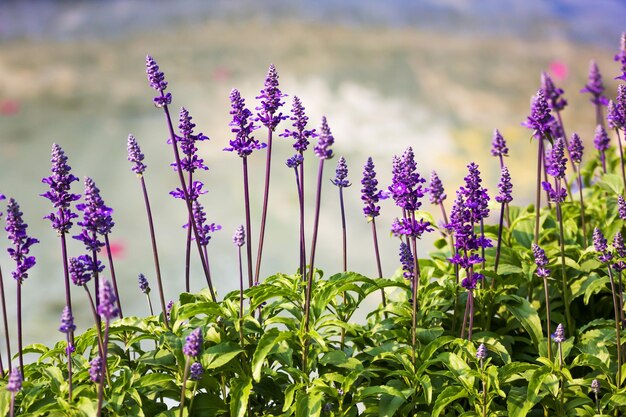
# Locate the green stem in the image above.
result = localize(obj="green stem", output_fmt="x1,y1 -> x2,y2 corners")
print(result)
543,275 -> 552,361
556,202 -> 573,337
179,357 -> 191,417
607,266 -> 622,389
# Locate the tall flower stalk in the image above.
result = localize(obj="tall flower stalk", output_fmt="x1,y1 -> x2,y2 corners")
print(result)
613,231 -> 626,327
233,226 -> 245,346
594,124 -> 611,174
138,274 -> 153,315
494,166 -> 513,274
286,154 -> 306,275
0,194 -> 10,375
41,143 -> 80,341
6,198 -> 39,372
59,305 -> 75,401
180,327 -> 203,416
532,243 -> 552,360
608,85 -> 626,192
224,88 -> 264,290
551,323 -> 566,410
594,227 -> 621,388
568,133 -> 587,245
127,135 -> 169,327
581,60 -> 609,129
331,157 -> 351,272
69,254 -> 104,356
146,55 -> 215,301
95,279 -> 119,417
254,64 -> 287,284
7,367 -> 21,417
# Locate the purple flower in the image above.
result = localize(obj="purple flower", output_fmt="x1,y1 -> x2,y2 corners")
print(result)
490,129 -> 509,158
619,195 -> 626,220
69,254 -> 102,286
428,171 -> 446,205
591,379 -> 601,395
41,143 -> 80,234
460,163 -> 490,220
183,327 -> 203,357
541,72 -> 567,112
331,156 -> 351,188
361,157 -> 386,218
476,343 -> 487,361
7,368 -> 22,393
541,181 -> 568,204
389,147 -> 427,212
166,300 -> 174,320
615,32 -> 626,81
280,96 -> 316,153
391,217 -> 433,239
522,89 -> 554,139
594,124 -> 610,152
551,323 -> 565,343
399,241 -> 414,280
190,361 -> 204,381
594,227 -> 613,263
224,89 -> 264,158
59,305 -> 76,334
74,177 -> 113,252
580,60 -> 609,106
190,200 -> 221,247
286,154 -> 304,168
613,232 -> 626,271
97,279 -> 119,320
314,116 -> 334,160
568,133 -> 584,165
89,357 -> 102,383
145,55 -> 172,108
6,198 -> 39,283
532,243 -> 550,278
127,134 -> 147,175
256,64 -> 287,131
495,166 -> 513,204
607,85 -> 626,130
461,272 -> 483,290
170,180 -> 207,202
138,273 -> 150,294
546,137 -> 567,179
174,107 -> 209,174
233,225 -> 245,247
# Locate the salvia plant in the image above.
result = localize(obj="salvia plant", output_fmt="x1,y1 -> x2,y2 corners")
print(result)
3,33 -> 626,417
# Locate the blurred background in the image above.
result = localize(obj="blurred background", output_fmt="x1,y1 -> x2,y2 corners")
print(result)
0,0 -> 625,351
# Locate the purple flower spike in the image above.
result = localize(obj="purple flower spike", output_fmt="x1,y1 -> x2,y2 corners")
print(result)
97,279 -> 119,320
399,241 -> 414,281
391,217 -> 433,239
461,163 -> 490,220
146,55 -> 171,107
607,85 -> 626,130
280,96 -> 316,153
619,195 -> 626,220
224,89 -> 264,158
190,361 -> 204,381
256,64 -> 288,131
183,327 -> 203,358
593,124 -> 610,152
541,72 -> 567,112
522,89 -> 554,139
542,181 -> 567,204
59,305 -> 76,334
233,225 -> 245,247
127,134 -> 147,175
7,368 -> 22,393
175,107 -> 209,174
191,200 -> 221,247
532,243 -> 550,278
331,156 -> 351,188
546,137 -> 567,179
41,143 -> 80,234
591,379 -> 601,394
286,154 -> 304,168
6,198 -> 39,283
314,117 -> 334,160
361,157 -> 386,218
615,32 -> 626,81
69,254 -> 102,286
389,147 -> 427,212
491,129 -> 509,158
166,300 -> 174,320
580,60 -> 609,106
551,323 -> 565,343
476,343 -> 487,361
138,273 -> 150,294
89,357 -> 102,383
461,272 -> 483,290
428,171 -> 446,205
568,133 -> 584,165
74,177 -> 113,252
615,232 -> 626,258
495,166 -> 513,204
594,227 -> 613,263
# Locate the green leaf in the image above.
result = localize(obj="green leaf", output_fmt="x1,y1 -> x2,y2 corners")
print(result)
251,328 -> 290,382
379,393 -> 406,417
597,173 -> 624,195
499,294 -> 543,348
295,389 -> 323,417
230,375 -> 252,417
135,373 -> 173,389
204,342 -> 244,370
496,264 -> 524,275
431,385 -> 467,417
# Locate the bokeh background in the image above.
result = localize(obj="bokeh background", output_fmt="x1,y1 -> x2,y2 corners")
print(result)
0,0 -> 625,351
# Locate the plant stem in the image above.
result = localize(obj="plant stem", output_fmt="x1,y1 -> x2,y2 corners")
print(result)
66,332 -> 73,402
96,320 -> 110,417
370,218 -> 388,311
299,158 -> 306,279
575,169 -> 588,247
617,129 -> 626,194
607,266 -> 622,389
556,202 -> 573,337
305,159 -> 325,333
185,172 -> 193,293
83,286 -> 105,356
255,128 -> 274,285
146,293 -> 154,316
60,232 -> 74,343
339,187 -> 347,273
242,157 -> 254,290
16,283 -> 23,374
535,139 -> 544,245
139,176 -> 169,328
104,234 -> 123,318
179,357 -> 191,416
238,245 -> 244,347
543,275 -> 552,361
409,224 -> 420,363
493,202 -> 506,280
619,270 -> 625,329
10,393 -> 15,417
468,289 -> 475,340
0,266 -> 11,375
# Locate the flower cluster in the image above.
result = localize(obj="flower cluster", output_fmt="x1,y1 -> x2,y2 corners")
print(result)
256,64 -> 288,131
580,60 -> 609,106
594,125 -> 610,152
41,143 -> 80,234
190,362 -> 204,381
541,72 -> 567,112
281,96 -> 316,153
331,157 -> 351,188
361,157 -> 386,218
490,129 -> 509,159
191,200 -> 221,247
74,177 -> 114,252
59,305 -> 76,334
594,227 -> 613,264
607,85 -> 626,130
6,198 -> 39,283
614,32 -> 626,81
286,153 -> 304,168
428,171 -> 446,205
461,272 -> 483,290
398,242 -> 414,280
613,232 -> 626,272
532,243 -> 550,278
69,254 -> 102,286
89,357 -> 102,383
146,55 -> 171,107
138,273 -> 150,294
568,133 -> 584,165
233,225 -> 245,247
7,368 -> 22,393
224,89 -> 264,158
542,138 -> 568,203
127,134 -> 147,175
495,166 -> 513,204
314,117 -> 334,160
98,280 -> 120,321
183,328 -> 203,358
522,89 -> 554,139
175,107 -> 209,174
551,323 -> 565,343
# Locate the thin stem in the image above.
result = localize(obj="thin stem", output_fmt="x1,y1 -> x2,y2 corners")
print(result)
238,246 -> 244,347
480,359 -> 487,417
556,202 -> 573,337
146,293 -> 154,316
0,266 -> 11,374
494,203 -> 506,276
185,172 -> 193,293
370,218 -> 388,310
535,139 -> 544,245
60,232 -> 74,342
179,357 -> 191,416
91,246 -> 100,328
299,158 -> 306,279
607,266 -> 622,389
601,150 -> 607,174
468,290 -> 475,340
83,286 -> 104,356
16,283 -> 23,374
66,332 -> 73,402
409,220 -> 420,364
543,275 -> 552,361
254,128 -> 274,285
242,157 -> 254,289
339,187 -> 347,272
619,270 -> 625,329
10,393 -> 15,417
617,129 -> 626,194
558,342 -> 564,413
104,234 -> 123,318
139,176 -> 168,328
188,380 -> 199,414
96,320 -> 110,417
595,102 -> 605,130
575,170 -> 588,247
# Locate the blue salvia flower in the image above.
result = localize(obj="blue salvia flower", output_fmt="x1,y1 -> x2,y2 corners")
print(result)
7,368 -> 22,393
398,241 -> 414,280
175,107 -> 209,174
476,343 -> 488,361
89,357 -> 102,383
594,124 -> 610,152
361,157 -> 386,218
522,89 -> 555,139
69,254 -> 102,286
314,117 -> 334,160
619,195 -> 626,220
127,134 -> 147,175
389,147 -> 427,212
546,137 -> 567,179
594,228 -> 613,263
189,362 -> 204,381
491,129 -> 509,159
191,200 -> 221,247
145,55 -> 172,108
607,85 -> 626,130
541,72 -> 567,111
551,323 -> 565,343
6,198 -> 39,283
280,96 -> 316,152
59,305 -> 76,334
331,157 -> 351,188
615,33 -> 626,81
138,273 -> 150,294
495,166 -> 513,204
428,171 -> 446,205
41,143 -> 80,234
256,64 -> 288,131
286,153 -> 304,168
97,279 -> 119,320
580,60 -> 609,106
532,243 -> 550,278
74,177 -> 113,252
224,89 -> 264,157
461,272 -> 483,290
568,133 -> 584,165
183,328 -> 203,358
233,225 -> 245,247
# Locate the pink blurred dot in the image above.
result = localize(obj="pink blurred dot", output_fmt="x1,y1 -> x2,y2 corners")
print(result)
103,240 -> 126,260
0,100 -> 20,115
549,60 -> 569,81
